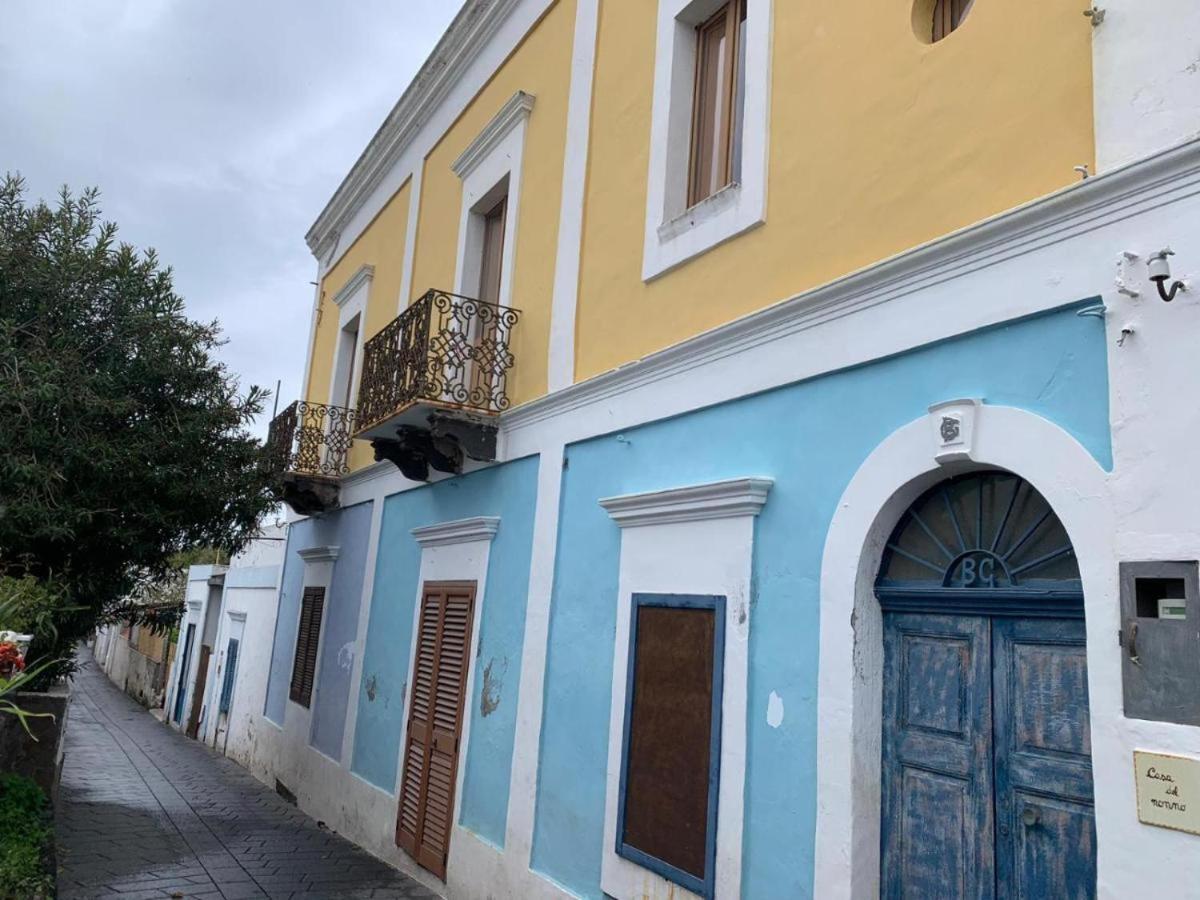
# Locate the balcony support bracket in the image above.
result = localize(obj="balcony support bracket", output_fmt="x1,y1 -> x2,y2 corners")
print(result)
371,415 -> 499,483
429,414 -> 497,462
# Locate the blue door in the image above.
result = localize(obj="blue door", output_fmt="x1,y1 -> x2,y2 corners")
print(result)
878,472 -> 1096,899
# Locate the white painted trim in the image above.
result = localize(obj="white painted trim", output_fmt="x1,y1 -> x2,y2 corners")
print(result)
504,447 -> 563,874
298,546 -> 340,563
307,0 -> 552,266
547,0 -> 600,393
411,516 -> 501,547
600,499 -> 763,899
327,271 -> 369,418
451,94 -> 531,312
813,405 -> 1117,899
331,264 -> 375,308
227,610 -> 248,624
503,137 -> 1200,445
341,497 -> 386,767
398,164 -> 424,312
187,600 -> 203,612
641,0 -> 773,281
452,91 -> 536,179
599,477 -> 773,527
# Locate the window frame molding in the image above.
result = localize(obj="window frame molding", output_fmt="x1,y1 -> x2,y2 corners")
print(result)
642,0 -> 773,282
327,267 -> 371,414
598,476 -> 772,899
615,592 -> 726,898
451,91 -> 534,309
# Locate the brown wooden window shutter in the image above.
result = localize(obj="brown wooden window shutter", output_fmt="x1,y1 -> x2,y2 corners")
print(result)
616,594 -> 726,899
289,586 -> 325,708
396,581 -> 477,881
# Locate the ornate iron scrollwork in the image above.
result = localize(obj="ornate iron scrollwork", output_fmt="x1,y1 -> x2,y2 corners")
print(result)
356,289 -> 521,434
264,400 -> 357,479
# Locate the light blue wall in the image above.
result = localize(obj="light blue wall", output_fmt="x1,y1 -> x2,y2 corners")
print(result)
350,456 -> 539,848
310,501 -> 373,758
262,502 -> 373,731
530,303 -> 1112,898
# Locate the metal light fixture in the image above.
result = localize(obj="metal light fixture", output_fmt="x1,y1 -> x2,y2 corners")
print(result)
1148,249 -> 1188,302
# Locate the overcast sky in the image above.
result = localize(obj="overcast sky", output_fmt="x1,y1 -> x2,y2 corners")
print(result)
1,0 -> 464,436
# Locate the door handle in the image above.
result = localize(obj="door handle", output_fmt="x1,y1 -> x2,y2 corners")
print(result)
1127,619 -> 1141,666
1021,806 -> 1041,828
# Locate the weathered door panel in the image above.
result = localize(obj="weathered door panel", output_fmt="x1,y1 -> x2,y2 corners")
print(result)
395,581 -> 476,881
186,644 -> 211,739
882,613 -> 995,900
993,618 -> 1096,899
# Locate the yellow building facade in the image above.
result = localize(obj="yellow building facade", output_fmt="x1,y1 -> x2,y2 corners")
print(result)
299,0 -> 1095,471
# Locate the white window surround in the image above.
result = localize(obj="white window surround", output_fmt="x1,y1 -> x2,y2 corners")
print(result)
327,267 -> 371,414
598,477 -> 772,900
642,0 -> 772,282
393,516 -> 500,889
451,91 -> 534,308
293,546 -> 338,729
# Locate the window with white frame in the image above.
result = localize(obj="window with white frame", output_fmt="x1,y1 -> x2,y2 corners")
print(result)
643,0 -> 772,281
327,264 -> 372,413
451,91 -> 533,311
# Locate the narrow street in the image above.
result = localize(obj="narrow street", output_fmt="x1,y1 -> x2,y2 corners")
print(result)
55,659 -> 439,899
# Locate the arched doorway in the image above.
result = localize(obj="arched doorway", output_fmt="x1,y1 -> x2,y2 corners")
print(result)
877,471 -> 1097,898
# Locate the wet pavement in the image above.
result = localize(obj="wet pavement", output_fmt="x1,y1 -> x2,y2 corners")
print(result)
56,658 -> 439,899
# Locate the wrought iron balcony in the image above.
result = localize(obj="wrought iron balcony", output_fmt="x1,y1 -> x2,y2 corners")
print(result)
264,400 -> 356,515
353,290 -> 520,482
356,289 -> 521,437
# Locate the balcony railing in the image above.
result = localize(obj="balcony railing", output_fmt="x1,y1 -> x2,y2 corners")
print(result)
264,400 -> 356,479
355,289 -> 520,436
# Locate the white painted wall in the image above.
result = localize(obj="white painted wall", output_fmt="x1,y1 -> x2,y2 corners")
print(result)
1093,0 -> 1200,172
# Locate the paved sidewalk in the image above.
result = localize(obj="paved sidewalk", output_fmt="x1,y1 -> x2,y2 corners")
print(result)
56,657 -> 440,899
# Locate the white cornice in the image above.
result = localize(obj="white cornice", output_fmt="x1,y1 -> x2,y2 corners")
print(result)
600,478 -> 774,528
306,0 -> 524,261
228,611 -> 248,623
452,91 -> 536,180
412,516 -> 501,547
298,546 -> 340,563
331,264 -> 374,308
503,136 -> 1200,434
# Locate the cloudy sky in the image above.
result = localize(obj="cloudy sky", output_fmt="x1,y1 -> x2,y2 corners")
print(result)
1,0 -> 464,436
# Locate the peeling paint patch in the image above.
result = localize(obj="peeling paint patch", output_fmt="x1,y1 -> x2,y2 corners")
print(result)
364,674 -> 378,703
480,656 -> 508,717
337,641 -> 355,670
767,691 -> 784,729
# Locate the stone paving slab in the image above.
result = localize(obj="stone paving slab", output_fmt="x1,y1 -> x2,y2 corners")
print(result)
57,658 -> 441,900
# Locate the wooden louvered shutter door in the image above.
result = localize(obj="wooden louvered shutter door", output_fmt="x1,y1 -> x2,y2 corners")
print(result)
395,581 -> 476,880
289,586 -> 324,708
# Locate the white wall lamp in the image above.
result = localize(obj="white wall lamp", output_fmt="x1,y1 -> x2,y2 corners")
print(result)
1148,249 -> 1189,302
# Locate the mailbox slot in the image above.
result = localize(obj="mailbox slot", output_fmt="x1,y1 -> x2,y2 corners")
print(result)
1121,561 -> 1200,726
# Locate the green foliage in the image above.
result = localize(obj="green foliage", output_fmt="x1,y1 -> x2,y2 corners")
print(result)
0,773 -> 53,899
0,174 -> 275,677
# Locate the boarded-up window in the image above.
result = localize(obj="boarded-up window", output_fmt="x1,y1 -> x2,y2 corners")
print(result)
289,586 -> 325,708
617,594 -> 725,898
395,581 -> 477,881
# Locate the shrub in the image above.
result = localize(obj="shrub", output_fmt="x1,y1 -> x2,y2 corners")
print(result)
0,773 -> 53,899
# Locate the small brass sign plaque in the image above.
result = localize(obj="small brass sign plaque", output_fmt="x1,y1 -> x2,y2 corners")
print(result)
1135,750 -> 1200,836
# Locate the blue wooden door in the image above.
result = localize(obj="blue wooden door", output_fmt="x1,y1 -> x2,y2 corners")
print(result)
882,613 -> 995,899
882,614 -> 1096,898
993,618 -> 1095,899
